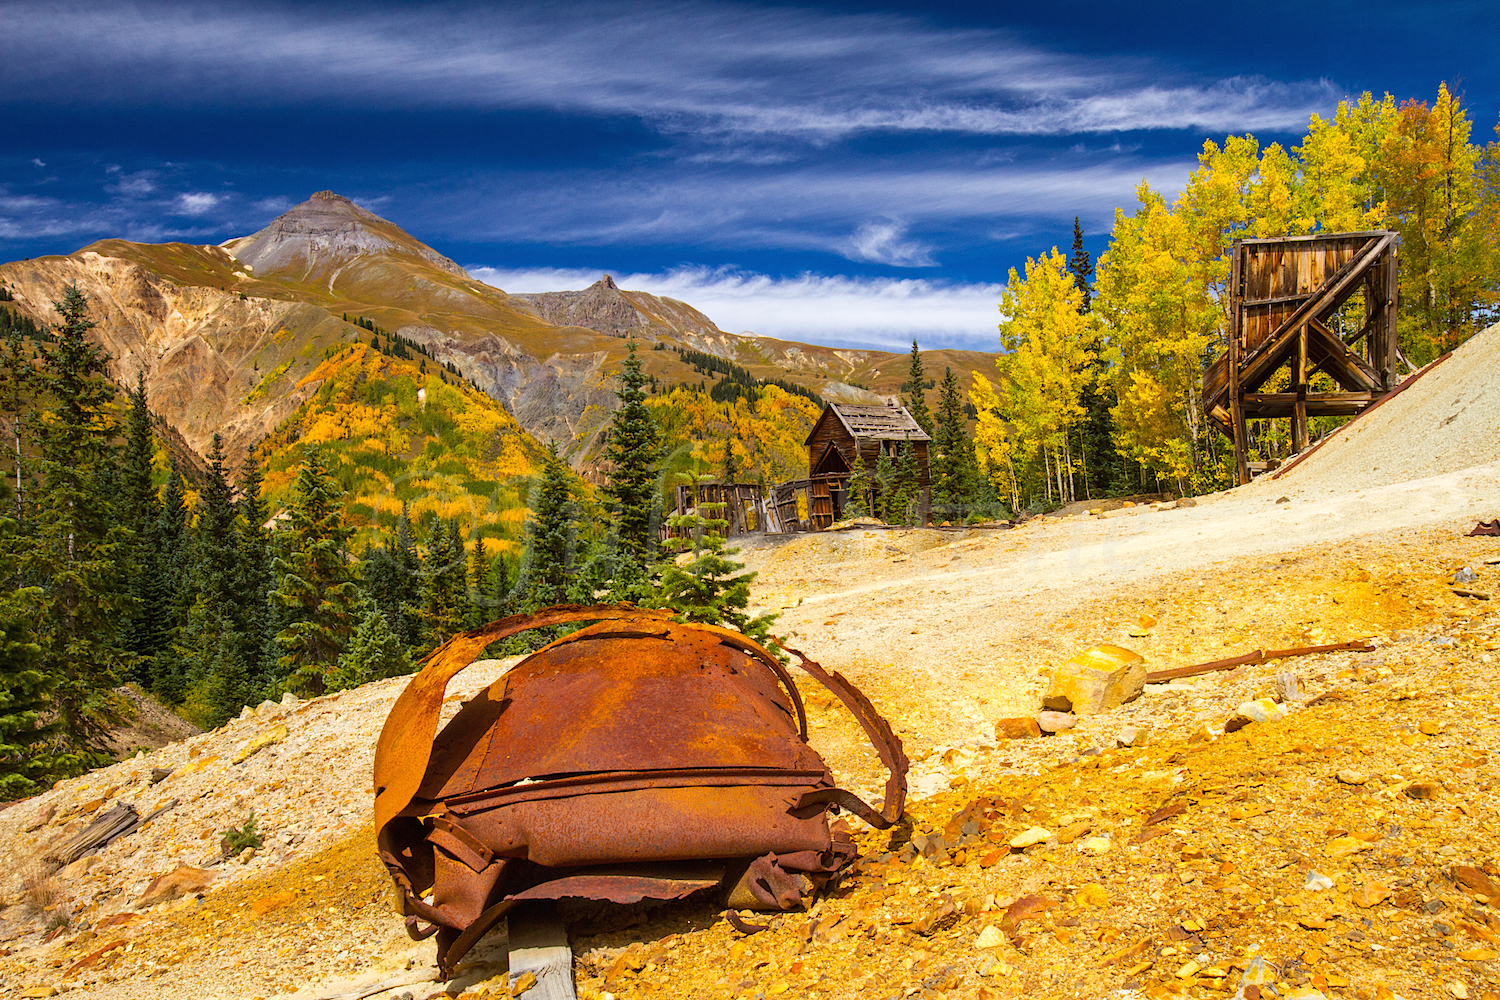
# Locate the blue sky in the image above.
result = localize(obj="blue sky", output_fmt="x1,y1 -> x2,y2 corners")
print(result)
1,0 -> 1495,350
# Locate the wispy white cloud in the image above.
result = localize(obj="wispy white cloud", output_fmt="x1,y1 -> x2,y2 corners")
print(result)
0,2 -> 1337,141
176,192 -> 219,215
425,157 -> 1183,262
844,219 -> 936,268
470,264 -> 1006,351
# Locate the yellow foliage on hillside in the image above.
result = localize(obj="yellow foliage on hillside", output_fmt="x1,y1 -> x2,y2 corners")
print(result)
648,384 -> 822,486
257,344 -> 548,554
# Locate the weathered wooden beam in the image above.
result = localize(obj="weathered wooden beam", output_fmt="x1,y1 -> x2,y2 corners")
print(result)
1229,241 -> 1250,486
507,903 -> 577,1000
1239,392 -> 1373,418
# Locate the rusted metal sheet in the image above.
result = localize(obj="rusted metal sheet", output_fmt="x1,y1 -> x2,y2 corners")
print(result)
373,604 -> 907,977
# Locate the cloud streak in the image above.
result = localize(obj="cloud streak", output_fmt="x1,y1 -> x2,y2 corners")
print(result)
470,264 -> 1006,351
0,2 -> 1338,141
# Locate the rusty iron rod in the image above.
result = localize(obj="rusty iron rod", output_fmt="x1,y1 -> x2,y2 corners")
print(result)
1145,639 -> 1375,683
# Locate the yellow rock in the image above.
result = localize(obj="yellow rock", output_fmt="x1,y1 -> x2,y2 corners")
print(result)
233,722 -> 289,764
171,755 -> 220,778
975,925 -> 1004,949
1460,947 -> 1496,961
1176,959 -> 1201,979
1043,645 -> 1147,716
1325,836 -> 1370,858
1075,883 -> 1109,908
1079,836 -> 1113,854
1009,826 -> 1052,849
1420,720 -> 1441,736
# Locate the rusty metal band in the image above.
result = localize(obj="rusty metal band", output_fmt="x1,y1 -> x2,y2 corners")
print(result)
433,766 -> 832,815
782,646 -> 909,828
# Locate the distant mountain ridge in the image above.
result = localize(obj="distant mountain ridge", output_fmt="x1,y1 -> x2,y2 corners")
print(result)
0,193 -> 998,485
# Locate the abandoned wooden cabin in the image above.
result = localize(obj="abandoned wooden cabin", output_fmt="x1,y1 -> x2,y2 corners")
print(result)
797,402 -> 931,529
1203,231 -> 1400,485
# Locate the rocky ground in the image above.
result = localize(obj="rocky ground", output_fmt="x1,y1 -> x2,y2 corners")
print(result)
0,327 -> 1497,999
0,523 -> 1495,1000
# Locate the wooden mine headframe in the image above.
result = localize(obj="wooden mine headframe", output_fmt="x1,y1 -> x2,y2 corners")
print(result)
1204,230 -> 1399,485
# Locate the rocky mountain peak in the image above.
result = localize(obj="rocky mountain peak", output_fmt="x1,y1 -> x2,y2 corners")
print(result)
222,191 -> 468,281
599,274 -> 618,289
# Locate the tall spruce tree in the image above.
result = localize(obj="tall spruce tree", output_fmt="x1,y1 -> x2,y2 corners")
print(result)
119,372 -> 167,675
1066,217 -> 1119,499
23,287 -> 132,767
904,340 -> 933,434
328,603 -> 411,691
932,367 -> 979,518
518,446 -> 579,611
186,434 -> 256,725
418,517 -> 469,649
602,340 -> 663,571
362,503 -> 422,654
235,448 -> 273,688
0,514 -> 54,797
466,537 -> 493,630
268,449 -> 361,695
1068,217 -> 1094,314
148,464 -> 193,702
890,437 -> 922,526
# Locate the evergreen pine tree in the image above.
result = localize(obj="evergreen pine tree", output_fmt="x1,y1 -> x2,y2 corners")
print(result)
1068,216 -> 1094,314
932,367 -> 979,519
466,537 -> 492,629
363,504 -> 422,654
1065,218 -> 1119,498
184,434 -> 256,725
845,448 -> 872,519
0,515 -> 55,798
891,437 -> 922,526
602,340 -> 663,571
119,372 -> 166,676
235,448 -> 273,689
518,446 -> 579,611
268,449 -> 361,695
149,464 -> 193,702
873,446 -> 896,523
904,340 -> 933,434
23,287 -> 132,767
418,517 -> 469,648
328,604 -> 412,691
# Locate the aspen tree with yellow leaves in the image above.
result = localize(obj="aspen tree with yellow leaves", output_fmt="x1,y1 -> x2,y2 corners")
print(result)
977,248 -> 1098,508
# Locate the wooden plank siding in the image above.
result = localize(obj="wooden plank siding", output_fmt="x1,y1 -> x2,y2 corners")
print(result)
802,403 -> 931,528
1203,231 -> 1400,485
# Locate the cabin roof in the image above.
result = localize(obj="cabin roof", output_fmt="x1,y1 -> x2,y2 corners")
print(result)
805,403 -> 931,446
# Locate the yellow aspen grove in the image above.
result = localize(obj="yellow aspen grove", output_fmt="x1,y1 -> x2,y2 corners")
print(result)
993,248 -> 1098,506
1094,183 -> 1222,494
966,371 -> 1018,512
1378,83 -> 1488,358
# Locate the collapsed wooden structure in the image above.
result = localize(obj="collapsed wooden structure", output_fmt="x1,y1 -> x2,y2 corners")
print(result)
1204,231 -> 1400,485
663,402 -> 933,536
667,482 -> 767,537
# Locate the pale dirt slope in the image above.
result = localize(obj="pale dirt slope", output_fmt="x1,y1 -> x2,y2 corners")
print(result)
0,326 -> 1498,999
